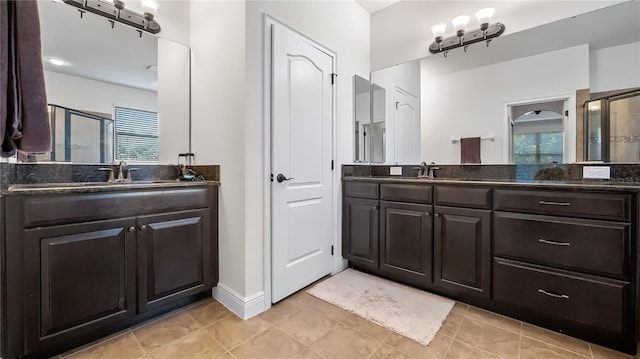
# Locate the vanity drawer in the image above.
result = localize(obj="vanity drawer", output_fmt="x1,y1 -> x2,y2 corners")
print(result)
344,181 -> 379,199
434,185 -> 491,209
494,189 -> 631,221
494,258 -> 629,334
494,212 -> 630,279
380,183 -> 432,204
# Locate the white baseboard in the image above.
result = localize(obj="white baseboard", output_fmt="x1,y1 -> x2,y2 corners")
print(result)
213,283 -> 266,320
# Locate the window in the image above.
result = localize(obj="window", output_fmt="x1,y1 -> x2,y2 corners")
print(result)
115,106 -> 159,161
513,132 -> 563,164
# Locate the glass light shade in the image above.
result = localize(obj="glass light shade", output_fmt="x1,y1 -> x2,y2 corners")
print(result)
475,8 -> 495,25
430,23 -> 447,38
452,15 -> 470,32
141,0 -> 159,15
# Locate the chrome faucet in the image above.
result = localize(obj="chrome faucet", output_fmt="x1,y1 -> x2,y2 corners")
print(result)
117,161 -> 127,181
99,161 -> 138,183
414,162 -> 439,178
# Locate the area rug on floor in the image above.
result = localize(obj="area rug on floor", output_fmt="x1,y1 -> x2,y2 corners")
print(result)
307,268 -> 454,346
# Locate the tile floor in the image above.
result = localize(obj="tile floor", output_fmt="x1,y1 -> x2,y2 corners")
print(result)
55,285 -> 636,359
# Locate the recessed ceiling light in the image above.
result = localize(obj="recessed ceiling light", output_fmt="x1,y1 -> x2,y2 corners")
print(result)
46,57 -> 67,66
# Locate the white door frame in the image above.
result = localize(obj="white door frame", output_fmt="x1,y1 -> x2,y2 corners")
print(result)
263,15 -> 339,311
504,93 -> 576,164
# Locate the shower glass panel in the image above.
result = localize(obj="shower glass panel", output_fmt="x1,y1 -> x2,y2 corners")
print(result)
586,100 -> 603,161
610,93 -> 640,162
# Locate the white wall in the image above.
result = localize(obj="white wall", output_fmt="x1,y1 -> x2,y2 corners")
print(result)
190,1 -> 247,302
44,71 -> 157,114
421,45 -> 589,164
371,1 -> 625,70
590,42 -> 640,93
156,0 -> 191,45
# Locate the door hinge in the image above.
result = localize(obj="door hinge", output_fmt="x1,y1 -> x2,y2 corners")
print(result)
270,173 -> 273,182
331,160 -> 334,170
396,101 -> 399,109
331,245 -> 334,255
331,73 -> 338,85
565,110 -> 569,116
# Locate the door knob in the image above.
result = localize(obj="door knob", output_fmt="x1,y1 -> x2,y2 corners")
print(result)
127,226 -> 135,232
276,174 -> 294,183
140,224 -> 147,231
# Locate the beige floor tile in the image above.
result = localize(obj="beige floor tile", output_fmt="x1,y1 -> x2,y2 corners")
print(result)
286,290 -> 323,308
522,323 -> 591,357
258,299 -> 304,325
64,332 -> 143,359
455,317 -> 520,358
305,298 -> 352,322
370,344 -> 413,359
445,339 -> 502,359
206,315 -> 272,350
451,302 -> 469,315
300,348 -> 325,359
132,311 -> 202,353
385,331 -> 452,359
185,300 -> 233,327
465,306 -> 522,334
591,343 -> 636,359
276,308 -> 338,346
341,312 -> 391,342
145,329 -> 227,359
310,322 -> 382,359
520,336 -> 591,359
439,312 -> 464,338
231,327 -> 307,359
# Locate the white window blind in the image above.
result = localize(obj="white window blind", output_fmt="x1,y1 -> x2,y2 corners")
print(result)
115,107 -> 159,161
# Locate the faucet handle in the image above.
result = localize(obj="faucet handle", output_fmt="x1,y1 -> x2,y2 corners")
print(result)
127,168 -> 140,181
99,168 -> 115,182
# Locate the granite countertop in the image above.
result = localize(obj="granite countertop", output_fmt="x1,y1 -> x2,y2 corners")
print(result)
2,180 -> 220,196
343,175 -> 640,192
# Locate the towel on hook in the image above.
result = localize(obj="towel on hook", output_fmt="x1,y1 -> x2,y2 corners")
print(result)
0,0 -> 51,157
460,137 -> 481,164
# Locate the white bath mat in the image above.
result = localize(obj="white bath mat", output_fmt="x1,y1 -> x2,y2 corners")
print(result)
307,268 -> 454,346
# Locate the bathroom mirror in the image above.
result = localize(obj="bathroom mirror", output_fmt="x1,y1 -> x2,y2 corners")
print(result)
366,0 -> 640,165
36,0 -> 190,164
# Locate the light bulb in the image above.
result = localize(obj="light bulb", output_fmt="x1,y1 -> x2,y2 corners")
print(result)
475,8 -> 495,30
452,15 -> 469,33
141,0 -> 159,21
430,23 -> 447,42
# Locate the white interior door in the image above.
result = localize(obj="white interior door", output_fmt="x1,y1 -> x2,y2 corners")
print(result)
395,88 -> 420,164
271,23 -> 334,303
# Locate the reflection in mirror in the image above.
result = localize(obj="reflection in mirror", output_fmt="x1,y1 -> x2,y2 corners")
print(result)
354,75 -> 370,162
365,1 -> 639,164
36,0 -> 189,164
509,100 -> 565,164
586,90 -> 640,162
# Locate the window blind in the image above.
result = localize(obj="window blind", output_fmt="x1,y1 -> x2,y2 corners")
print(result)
115,107 -> 159,161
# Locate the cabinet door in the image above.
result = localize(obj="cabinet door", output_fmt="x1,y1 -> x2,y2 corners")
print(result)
23,218 -> 137,355
137,209 -> 211,312
343,197 -> 379,271
379,201 -> 432,287
434,206 -> 491,298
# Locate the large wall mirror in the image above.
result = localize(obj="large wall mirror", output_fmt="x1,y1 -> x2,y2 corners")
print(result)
362,0 -> 639,165
36,0 -> 190,164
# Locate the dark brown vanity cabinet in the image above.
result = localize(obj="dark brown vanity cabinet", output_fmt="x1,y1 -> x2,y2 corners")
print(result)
343,182 -> 379,271
493,188 -> 633,349
433,186 -> 491,298
3,186 -> 218,358
379,183 -> 433,287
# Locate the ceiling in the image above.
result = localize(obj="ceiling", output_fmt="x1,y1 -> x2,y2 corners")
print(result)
355,0 -> 401,14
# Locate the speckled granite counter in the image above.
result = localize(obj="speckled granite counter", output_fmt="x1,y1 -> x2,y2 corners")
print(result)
0,163 -> 220,196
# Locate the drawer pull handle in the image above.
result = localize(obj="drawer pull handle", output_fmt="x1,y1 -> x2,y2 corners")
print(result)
538,200 -> 571,206
538,239 -> 570,246
538,289 -> 569,299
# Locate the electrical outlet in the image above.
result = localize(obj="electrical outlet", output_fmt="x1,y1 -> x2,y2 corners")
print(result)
389,166 -> 403,176
583,166 -> 610,179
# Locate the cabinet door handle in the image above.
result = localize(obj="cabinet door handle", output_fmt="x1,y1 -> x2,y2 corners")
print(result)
538,239 -> 570,246
127,226 -> 136,232
425,211 -> 431,216
538,289 -> 569,299
372,206 -> 378,211
140,224 -> 147,231
538,200 -> 571,206
435,213 -> 441,218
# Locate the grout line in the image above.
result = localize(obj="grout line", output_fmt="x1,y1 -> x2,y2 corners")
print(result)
61,328 -> 132,358
521,335 -> 592,358
588,343 -> 595,358
140,327 -> 207,356
130,328 -> 147,358
517,327 -> 523,359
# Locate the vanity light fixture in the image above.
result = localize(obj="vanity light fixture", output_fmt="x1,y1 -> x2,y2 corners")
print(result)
61,0 -> 161,35
429,7 -> 504,56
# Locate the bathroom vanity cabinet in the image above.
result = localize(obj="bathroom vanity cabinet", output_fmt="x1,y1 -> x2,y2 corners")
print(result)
2,184 -> 219,358
342,177 -> 638,353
